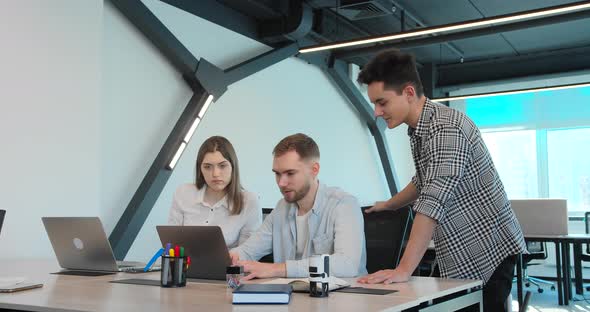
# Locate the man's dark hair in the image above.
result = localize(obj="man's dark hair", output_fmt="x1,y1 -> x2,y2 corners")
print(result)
357,49 -> 424,97
273,133 -> 320,161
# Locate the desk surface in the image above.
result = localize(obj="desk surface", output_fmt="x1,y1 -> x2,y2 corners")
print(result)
525,234 -> 590,242
0,260 -> 481,312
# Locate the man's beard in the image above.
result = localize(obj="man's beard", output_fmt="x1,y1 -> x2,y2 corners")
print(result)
282,180 -> 311,203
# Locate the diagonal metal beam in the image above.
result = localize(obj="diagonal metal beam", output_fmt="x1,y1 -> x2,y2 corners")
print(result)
224,43 -> 300,85
109,91 -> 210,259
110,0 -> 198,83
369,120 -> 401,196
324,59 -> 399,196
324,59 -> 375,125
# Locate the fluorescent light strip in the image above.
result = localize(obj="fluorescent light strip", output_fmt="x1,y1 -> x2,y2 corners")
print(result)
299,2 -> 590,53
168,142 -> 187,170
183,117 -> 201,143
198,95 -> 214,118
433,82 -> 590,102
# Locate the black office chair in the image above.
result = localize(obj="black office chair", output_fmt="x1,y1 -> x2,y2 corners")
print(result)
0,209 -> 5,237
362,205 -> 413,273
521,241 -> 556,293
259,208 -> 274,263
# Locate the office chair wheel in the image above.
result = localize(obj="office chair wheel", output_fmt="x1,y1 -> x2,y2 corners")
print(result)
537,288 -> 544,293
525,282 -> 531,287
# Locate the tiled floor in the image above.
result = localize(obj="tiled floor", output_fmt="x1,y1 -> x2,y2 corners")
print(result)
510,264 -> 590,311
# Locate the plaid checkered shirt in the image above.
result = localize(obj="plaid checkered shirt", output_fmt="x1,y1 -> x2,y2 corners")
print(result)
409,99 -> 526,284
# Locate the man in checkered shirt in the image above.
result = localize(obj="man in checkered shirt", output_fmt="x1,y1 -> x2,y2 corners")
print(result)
356,49 -> 527,312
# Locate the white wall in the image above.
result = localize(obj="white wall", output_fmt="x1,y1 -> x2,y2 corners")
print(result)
0,1 -> 102,259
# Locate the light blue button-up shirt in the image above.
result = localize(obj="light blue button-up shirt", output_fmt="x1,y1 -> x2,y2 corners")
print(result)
232,183 -> 367,278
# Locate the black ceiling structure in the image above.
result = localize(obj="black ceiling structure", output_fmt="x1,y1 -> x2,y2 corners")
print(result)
163,0 -> 590,94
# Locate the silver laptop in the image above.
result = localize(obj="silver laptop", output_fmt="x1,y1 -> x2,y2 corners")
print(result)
42,217 -> 146,272
510,199 -> 569,235
156,226 -> 231,280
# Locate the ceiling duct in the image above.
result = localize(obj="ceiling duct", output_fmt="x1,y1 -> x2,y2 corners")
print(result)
332,0 -> 394,21
259,1 -> 313,43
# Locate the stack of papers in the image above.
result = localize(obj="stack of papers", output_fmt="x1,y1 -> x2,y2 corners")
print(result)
263,276 -> 350,292
0,277 -> 43,293
0,277 -> 25,288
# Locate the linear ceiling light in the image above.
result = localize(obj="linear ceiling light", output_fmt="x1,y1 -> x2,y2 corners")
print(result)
168,142 -> 187,170
167,94 -> 214,170
183,117 -> 201,143
198,94 -> 214,118
432,82 -> 590,102
299,2 -> 590,53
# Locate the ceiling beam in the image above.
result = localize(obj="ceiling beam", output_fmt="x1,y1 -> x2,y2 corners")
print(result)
161,0 -> 260,41
437,45 -> 590,87
332,7 -> 590,59
389,0 -> 464,59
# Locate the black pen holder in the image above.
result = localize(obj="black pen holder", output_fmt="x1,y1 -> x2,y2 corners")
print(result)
160,255 -> 187,287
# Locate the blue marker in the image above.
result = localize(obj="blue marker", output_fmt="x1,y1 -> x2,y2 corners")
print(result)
143,248 -> 165,272
165,243 -> 172,255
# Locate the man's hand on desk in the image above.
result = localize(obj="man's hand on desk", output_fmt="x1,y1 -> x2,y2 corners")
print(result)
357,268 -> 411,284
237,261 -> 286,281
229,251 -> 240,265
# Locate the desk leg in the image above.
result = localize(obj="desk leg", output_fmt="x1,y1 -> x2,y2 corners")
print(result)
564,242 -> 572,302
516,253 -> 523,308
555,242 -> 563,305
574,243 -> 583,295
561,242 -> 571,305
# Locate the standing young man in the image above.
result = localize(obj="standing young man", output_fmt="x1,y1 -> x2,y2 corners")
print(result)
230,133 -> 367,279
356,49 -> 526,312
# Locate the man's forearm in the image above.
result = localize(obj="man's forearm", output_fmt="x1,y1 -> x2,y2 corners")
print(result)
396,213 -> 436,275
386,182 -> 419,211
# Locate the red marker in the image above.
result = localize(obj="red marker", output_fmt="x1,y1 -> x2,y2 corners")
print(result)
174,245 -> 180,258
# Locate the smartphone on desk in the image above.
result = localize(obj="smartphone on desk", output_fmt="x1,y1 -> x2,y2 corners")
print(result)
0,282 -> 43,293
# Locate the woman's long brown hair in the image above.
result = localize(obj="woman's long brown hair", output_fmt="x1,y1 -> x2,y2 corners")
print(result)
195,136 -> 243,215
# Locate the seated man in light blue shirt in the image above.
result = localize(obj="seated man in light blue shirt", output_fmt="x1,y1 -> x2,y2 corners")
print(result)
230,133 -> 367,279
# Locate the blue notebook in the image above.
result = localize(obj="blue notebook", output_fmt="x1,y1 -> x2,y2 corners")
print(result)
232,284 -> 293,304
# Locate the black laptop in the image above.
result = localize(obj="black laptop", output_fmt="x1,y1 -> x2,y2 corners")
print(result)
156,226 -> 231,280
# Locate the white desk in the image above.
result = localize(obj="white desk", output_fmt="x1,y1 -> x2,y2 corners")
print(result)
0,260 -> 482,312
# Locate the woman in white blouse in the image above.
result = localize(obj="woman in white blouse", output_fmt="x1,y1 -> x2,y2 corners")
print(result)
168,136 -> 262,248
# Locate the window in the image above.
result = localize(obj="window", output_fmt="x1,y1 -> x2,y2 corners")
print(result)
547,128 -> 590,213
482,130 -> 538,199
454,84 -> 590,214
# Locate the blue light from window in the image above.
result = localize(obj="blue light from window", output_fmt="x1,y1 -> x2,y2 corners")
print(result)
464,86 -> 590,129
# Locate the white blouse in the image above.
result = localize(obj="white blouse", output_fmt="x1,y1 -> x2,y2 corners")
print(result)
168,184 -> 262,248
